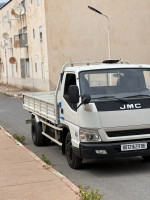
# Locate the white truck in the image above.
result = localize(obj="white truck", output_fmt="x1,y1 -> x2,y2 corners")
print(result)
23,60 -> 150,169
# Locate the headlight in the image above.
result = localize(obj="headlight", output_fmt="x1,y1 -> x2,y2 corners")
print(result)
80,128 -> 101,142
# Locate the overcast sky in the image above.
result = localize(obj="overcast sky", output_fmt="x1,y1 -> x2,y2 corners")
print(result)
0,0 -> 9,3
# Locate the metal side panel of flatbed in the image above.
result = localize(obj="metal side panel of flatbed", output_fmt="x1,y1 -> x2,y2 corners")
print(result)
23,91 -> 60,123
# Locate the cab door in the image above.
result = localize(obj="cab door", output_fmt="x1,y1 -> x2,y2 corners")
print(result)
60,72 -> 79,126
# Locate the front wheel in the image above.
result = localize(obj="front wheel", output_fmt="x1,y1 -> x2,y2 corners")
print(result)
142,155 -> 150,161
65,132 -> 82,169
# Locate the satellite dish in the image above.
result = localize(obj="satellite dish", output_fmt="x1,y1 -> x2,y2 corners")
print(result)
9,57 -> 17,64
3,15 -> 10,23
11,9 -> 17,16
2,33 -> 9,40
14,41 -> 20,48
14,5 -> 25,15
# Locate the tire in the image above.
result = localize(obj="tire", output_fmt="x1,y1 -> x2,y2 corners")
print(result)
65,132 -> 82,169
142,155 -> 150,161
31,119 -> 50,146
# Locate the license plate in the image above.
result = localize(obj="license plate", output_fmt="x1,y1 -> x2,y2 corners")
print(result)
121,143 -> 147,151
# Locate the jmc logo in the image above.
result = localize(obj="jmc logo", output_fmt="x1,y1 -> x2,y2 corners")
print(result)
120,103 -> 142,110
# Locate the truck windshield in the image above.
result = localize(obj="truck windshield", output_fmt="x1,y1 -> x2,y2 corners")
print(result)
79,68 -> 150,100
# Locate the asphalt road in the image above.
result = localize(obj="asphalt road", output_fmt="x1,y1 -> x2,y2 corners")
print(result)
0,93 -> 150,200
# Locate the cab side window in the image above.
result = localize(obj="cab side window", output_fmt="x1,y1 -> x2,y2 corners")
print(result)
63,73 -> 77,110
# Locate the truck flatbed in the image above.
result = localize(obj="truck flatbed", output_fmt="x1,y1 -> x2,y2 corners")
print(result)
23,91 -> 60,123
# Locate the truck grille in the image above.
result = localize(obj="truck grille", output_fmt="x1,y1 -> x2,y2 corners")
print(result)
107,129 -> 150,138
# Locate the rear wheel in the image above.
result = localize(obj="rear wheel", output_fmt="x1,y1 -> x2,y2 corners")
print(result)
31,119 -> 50,146
65,132 -> 82,169
142,155 -> 150,161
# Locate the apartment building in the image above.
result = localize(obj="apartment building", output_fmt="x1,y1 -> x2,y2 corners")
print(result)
0,0 -> 150,91
0,0 -> 49,90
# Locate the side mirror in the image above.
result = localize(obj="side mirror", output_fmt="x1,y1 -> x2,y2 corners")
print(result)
68,85 -> 79,104
77,94 -> 91,109
82,94 -> 91,105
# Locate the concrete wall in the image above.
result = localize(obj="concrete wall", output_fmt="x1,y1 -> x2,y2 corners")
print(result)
45,0 -> 150,90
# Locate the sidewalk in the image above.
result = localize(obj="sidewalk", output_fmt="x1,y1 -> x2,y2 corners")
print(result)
0,84 -> 33,99
0,127 -> 79,200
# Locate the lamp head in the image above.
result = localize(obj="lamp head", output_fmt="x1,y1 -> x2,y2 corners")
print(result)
88,6 -> 103,15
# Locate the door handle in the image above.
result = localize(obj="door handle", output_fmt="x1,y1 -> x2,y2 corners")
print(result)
61,108 -> 64,114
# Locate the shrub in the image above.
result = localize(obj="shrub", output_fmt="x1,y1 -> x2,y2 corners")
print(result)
13,134 -> 25,144
79,186 -> 103,200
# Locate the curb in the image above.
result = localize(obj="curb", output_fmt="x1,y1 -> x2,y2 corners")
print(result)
0,90 -> 23,99
0,126 -> 79,196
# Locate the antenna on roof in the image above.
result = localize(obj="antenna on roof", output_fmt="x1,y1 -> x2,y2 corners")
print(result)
14,4 -> 25,15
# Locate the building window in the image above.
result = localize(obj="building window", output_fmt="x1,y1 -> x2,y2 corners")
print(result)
18,30 -> 24,47
20,58 -> 30,78
26,59 -> 30,77
37,0 -> 40,6
18,27 -> 28,48
41,62 -> 44,78
33,29 -> 35,39
39,26 -> 43,42
35,63 -> 37,72
7,11 -> 9,21
23,27 -> 28,45
20,59 -> 26,78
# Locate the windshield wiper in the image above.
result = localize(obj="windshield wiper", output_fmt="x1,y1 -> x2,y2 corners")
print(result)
124,94 -> 150,99
92,96 -> 128,103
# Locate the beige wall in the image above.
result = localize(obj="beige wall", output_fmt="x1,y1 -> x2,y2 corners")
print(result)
0,0 -> 50,90
45,0 -> 150,90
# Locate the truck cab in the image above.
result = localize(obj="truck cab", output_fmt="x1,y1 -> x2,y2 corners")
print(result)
59,63 -> 150,168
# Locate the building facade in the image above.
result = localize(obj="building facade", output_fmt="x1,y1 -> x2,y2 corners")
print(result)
0,0 -> 49,91
0,0 -> 150,91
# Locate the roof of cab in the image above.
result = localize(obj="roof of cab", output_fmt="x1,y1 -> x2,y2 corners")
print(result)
64,64 -> 150,73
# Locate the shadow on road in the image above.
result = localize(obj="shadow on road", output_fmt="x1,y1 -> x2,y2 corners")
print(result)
81,157 -> 150,176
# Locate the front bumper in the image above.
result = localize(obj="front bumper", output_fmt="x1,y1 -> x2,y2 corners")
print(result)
73,139 -> 150,159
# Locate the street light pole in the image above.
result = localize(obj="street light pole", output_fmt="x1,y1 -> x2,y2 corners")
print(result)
88,6 -> 111,60
102,14 -> 111,60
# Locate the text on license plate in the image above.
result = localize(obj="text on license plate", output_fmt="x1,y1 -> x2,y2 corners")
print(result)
121,143 -> 147,151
